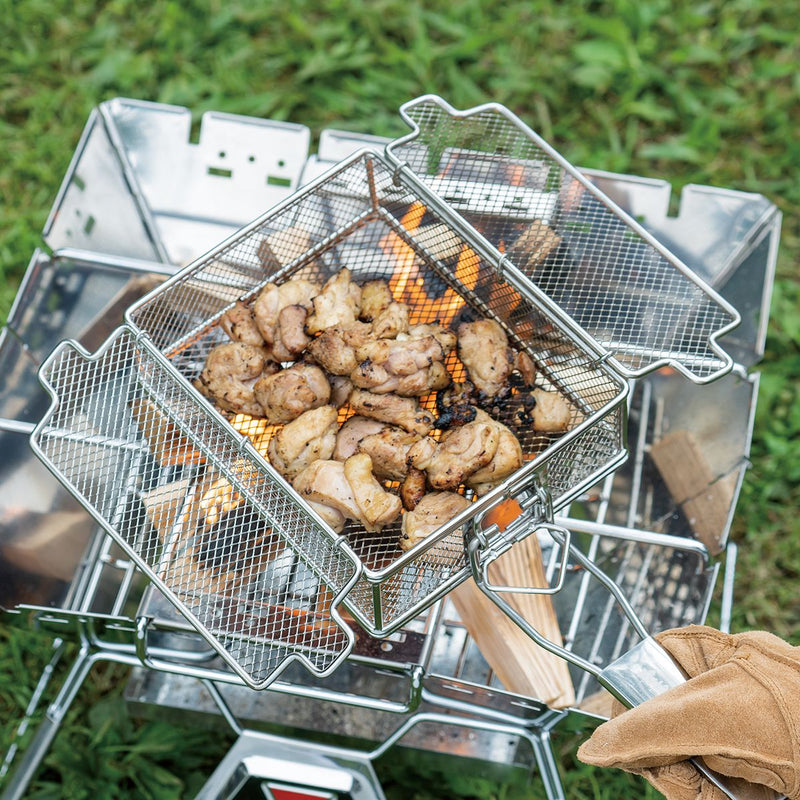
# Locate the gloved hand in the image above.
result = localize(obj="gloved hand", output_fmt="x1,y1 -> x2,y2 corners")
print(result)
577,625 -> 800,800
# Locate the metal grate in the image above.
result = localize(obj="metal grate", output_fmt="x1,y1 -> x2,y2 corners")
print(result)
388,96 -> 740,382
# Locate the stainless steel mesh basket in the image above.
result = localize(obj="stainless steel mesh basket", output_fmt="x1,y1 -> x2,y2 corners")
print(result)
119,148 -> 627,636
30,95 -> 741,689
387,96 -> 740,382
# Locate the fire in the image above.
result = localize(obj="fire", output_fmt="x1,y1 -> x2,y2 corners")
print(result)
383,202 -> 481,327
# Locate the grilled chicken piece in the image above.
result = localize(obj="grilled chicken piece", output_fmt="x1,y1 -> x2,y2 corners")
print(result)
357,426 -> 421,481
270,304 -> 312,361
457,319 -> 514,398
327,374 -> 354,407
351,334 -> 450,396
253,278 -> 319,345
293,459 -> 361,524
399,491 -> 472,552
219,301 -> 264,346
371,302 -> 410,339
307,500 -> 347,533
514,350 -> 537,387
306,322 -> 373,375
194,342 -> 278,416
359,280 -> 393,321
293,453 -> 402,533
253,363 -> 331,424
305,268 -> 362,334
400,466 -> 427,510
408,323 -> 457,355
348,388 -> 434,437
407,417 -> 500,491
344,453 -> 403,531
530,388 -> 572,432
465,409 -> 524,495
267,405 -> 338,481
333,415 -> 387,461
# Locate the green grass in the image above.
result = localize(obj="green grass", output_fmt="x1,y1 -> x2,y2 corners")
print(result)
1,0 -> 799,797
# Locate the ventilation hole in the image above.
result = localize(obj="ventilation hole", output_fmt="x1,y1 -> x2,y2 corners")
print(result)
208,166 -> 233,178
218,151 -> 226,158
267,175 -> 291,187
277,159 -> 285,167
83,215 -> 95,235
248,155 -> 256,162
73,175 -> 86,191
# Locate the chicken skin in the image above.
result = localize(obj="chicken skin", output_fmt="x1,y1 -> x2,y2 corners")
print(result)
253,363 -> 331,424
407,417 -> 500,491
194,342 -> 278,417
253,277 -> 320,344
293,453 -> 402,533
465,409 -> 524,495
351,334 -> 450,396
357,426 -> 421,481
457,319 -> 514,398
333,415 -> 387,461
306,322 -> 373,376
267,405 -> 338,481
398,491 -> 472,551
305,268 -> 362,334
219,301 -> 264,346
348,388 -> 434,437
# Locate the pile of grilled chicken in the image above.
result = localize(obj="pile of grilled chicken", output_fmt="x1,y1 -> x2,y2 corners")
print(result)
194,267 -> 572,553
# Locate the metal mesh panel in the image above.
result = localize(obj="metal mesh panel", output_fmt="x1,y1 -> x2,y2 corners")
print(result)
388,96 -> 738,381
125,150 -> 627,634
32,328 -> 357,688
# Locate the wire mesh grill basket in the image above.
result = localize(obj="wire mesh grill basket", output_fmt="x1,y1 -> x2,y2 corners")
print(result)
32,328 -> 360,688
387,96 -> 740,382
120,148 -> 627,635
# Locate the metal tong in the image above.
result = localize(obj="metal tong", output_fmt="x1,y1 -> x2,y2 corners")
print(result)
467,513 -> 783,800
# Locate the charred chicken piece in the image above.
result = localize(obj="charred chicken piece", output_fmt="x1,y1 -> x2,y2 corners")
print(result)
359,280 -> 393,321
357,426 -> 421,481
194,342 -> 278,417
407,417 -> 500,491
253,277 -> 319,345
253,363 -> 331,424
267,405 -> 338,482
305,268 -> 362,334
333,415 -> 387,461
219,301 -> 264,346
348,388 -> 434,437
293,453 -> 401,533
457,319 -> 514,399
399,491 -> 472,552
528,388 -> 572,432
306,321 -> 373,376
371,302 -> 410,339
351,334 -> 450,396
400,466 -> 427,511
435,381 -> 477,429
465,409 -> 524,495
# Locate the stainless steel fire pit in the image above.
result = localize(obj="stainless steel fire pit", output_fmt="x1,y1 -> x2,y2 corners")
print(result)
0,97 -> 780,800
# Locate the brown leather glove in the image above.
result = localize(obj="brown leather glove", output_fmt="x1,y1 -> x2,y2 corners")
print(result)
577,625 -> 800,800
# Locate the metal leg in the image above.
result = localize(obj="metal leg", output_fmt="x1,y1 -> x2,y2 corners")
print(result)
0,638 -> 94,800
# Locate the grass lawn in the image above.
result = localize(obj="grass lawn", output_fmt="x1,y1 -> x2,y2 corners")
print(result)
1,1 -> 798,797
